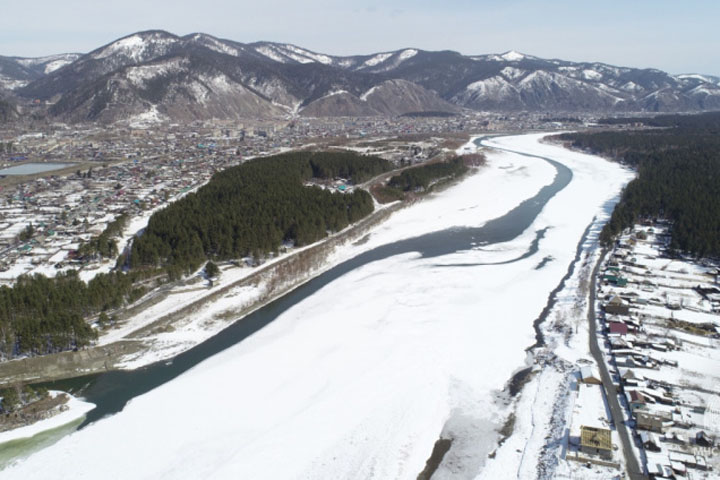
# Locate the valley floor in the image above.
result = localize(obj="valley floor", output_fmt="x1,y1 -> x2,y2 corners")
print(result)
2,133 -> 634,479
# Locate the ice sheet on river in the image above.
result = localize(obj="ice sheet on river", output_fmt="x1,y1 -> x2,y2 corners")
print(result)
4,134 -> 633,479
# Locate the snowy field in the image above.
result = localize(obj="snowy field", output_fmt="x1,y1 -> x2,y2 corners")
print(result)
3,133 -> 634,479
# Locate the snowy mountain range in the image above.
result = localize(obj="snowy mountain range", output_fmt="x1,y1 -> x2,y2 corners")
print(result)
2,30 -> 720,123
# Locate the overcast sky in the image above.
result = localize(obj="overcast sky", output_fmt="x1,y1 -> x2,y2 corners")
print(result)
1,0 -> 718,75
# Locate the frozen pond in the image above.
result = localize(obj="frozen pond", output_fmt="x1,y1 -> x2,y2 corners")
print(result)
0,163 -> 74,176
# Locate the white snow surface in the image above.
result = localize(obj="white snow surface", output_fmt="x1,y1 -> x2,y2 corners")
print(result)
5,134 -> 632,479
500,66 -> 525,80
282,44 -> 333,65
16,54 -> 80,74
93,33 -> 175,61
253,45 -> 286,63
360,85 -> 379,101
500,50 -> 525,61
398,49 -> 418,61
363,52 -> 393,67
125,58 -> 187,87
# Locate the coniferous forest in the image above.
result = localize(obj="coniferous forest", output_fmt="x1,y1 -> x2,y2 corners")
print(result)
387,157 -> 468,192
0,151 -> 391,358
559,111 -> 720,257
0,269 -> 154,357
131,151 -> 391,273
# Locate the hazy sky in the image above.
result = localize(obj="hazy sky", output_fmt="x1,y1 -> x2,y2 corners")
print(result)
2,0 -> 718,75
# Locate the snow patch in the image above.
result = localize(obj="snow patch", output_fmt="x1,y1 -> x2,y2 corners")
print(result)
582,69 -> 602,81
282,44 -> 333,65
363,52 -> 393,67
500,66 -> 525,80
125,58 -> 187,87
254,46 -> 286,63
360,85 -> 379,101
398,49 -> 418,61
126,105 -> 167,128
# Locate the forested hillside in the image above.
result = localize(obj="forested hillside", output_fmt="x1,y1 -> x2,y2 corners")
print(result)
559,112 -> 720,257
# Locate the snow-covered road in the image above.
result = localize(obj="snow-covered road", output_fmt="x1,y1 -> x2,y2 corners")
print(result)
2,133 -> 633,479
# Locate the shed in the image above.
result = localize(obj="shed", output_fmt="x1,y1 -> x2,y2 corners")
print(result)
579,366 -> 602,385
696,430 -> 714,447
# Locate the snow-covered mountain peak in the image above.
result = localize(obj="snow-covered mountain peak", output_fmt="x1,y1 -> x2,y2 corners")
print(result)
501,50 -> 525,61
92,31 -> 178,61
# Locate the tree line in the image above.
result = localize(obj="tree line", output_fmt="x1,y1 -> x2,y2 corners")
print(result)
0,269 -> 154,358
559,112 -> 720,257
78,213 -> 129,260
387,157 -> 468,192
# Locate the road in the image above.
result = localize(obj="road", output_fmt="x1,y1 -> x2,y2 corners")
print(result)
587,248 -> 647,480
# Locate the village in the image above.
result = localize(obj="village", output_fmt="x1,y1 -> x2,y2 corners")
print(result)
0,112 -> 539,287
567,221 -> 720,479
0,111 -> 601,288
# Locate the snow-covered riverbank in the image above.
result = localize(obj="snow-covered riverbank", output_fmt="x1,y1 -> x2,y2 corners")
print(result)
4,133 -> 634,479
0,392 -> 94,445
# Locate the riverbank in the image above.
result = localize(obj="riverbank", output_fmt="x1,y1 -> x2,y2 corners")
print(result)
0,198 -> 406,385
3,132 -> 637,479
474,134 -> 635,480
0,391 -> 94,445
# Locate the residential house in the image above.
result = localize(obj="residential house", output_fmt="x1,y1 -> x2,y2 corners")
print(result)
605,295 -> 630,316
628,390 -> 652,412
579,425 -> 613,460
636,410 -> 673,433
609,321 -> 629,335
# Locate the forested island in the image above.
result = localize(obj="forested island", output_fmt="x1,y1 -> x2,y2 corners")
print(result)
0,151 -> 392,359
558,111 -> 720,257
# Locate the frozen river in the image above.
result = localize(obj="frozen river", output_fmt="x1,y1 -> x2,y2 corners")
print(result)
3,133 -> 633,479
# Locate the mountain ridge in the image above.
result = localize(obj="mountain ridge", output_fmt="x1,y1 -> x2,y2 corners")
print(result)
2,30 -> 719,123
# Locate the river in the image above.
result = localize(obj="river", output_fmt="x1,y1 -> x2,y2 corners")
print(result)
36,136 -> 570,426
4,133 -> 632,478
